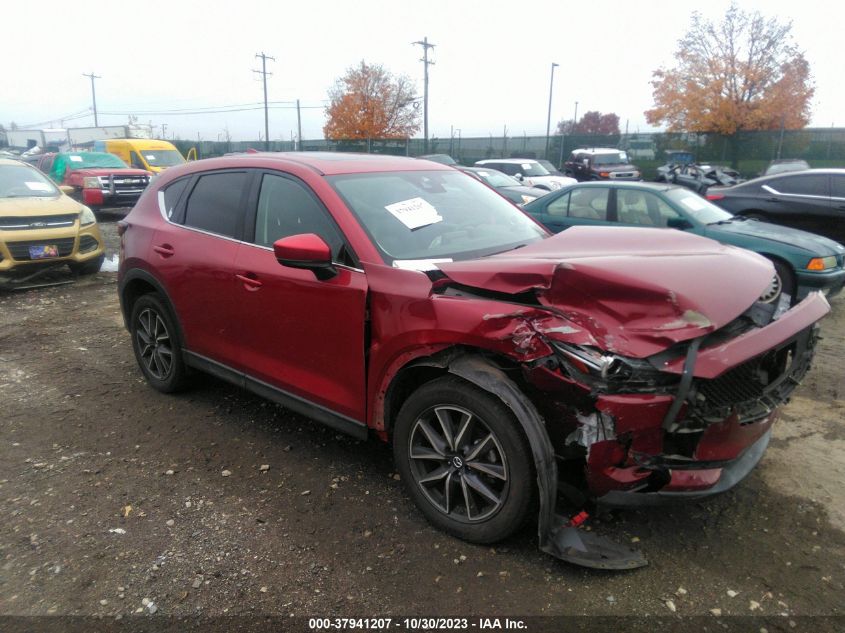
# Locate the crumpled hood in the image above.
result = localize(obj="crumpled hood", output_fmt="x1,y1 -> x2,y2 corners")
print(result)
438,226 -> 775,357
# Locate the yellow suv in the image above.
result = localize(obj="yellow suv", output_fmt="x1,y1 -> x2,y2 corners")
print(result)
1,158 -> 105,286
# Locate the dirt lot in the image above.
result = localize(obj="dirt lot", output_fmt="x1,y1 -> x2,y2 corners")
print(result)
1,217 -> 844,628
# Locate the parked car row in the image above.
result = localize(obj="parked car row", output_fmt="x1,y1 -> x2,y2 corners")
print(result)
113,151 -> 833,569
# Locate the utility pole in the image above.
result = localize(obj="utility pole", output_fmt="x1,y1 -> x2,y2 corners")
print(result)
253,52 -> 275,151
413,37 -> 435,153
82,72 -> 101,127
545,62 -> 558,160
296,99 -> 302,151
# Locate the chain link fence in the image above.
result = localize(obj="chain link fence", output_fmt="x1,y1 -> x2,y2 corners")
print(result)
170,128 -> 845,180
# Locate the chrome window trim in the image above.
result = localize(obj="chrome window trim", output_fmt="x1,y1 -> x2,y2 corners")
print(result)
762,183 -> 830,201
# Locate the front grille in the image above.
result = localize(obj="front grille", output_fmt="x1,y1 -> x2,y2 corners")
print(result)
99,175 -> 149,193
686,328 -> 817,424
610,172 -> 636,178
0,214 -> 78,231
79,235 -> 99,253
7,237 -> 75,261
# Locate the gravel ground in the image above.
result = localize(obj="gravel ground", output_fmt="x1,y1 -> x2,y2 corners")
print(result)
1,217 -> 844,628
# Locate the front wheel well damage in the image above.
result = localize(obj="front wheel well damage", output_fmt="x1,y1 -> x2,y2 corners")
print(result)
383,347 -> 648,569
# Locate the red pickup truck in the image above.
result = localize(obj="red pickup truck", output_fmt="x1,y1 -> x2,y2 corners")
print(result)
37,152 -> 151,209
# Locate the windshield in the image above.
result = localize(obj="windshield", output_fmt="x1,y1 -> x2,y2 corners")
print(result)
666,188 -> 733,224
0,163 -> 59,198
536,160 -> 558,173
329,170 -> 546,264
62,152 -> 128,170
471,169 -> 521,188
517,162 -> 550,177
592,152 -> 628,165
141,149 -> 185,167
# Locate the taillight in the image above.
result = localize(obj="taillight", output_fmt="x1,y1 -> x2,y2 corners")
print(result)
706,193 -> 725,201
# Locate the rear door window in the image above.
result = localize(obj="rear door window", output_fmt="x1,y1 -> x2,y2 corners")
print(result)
183,172 -> 250,239
830,175 -> 845,199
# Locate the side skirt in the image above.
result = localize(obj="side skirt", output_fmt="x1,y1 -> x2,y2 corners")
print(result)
183,350 -> 369,440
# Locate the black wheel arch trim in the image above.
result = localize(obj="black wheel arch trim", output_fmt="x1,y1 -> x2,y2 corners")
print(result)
404,350 -> 647,569
119,268 -> 182,337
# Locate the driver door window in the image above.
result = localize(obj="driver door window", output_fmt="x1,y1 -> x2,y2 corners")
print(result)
253,173 -> 345,259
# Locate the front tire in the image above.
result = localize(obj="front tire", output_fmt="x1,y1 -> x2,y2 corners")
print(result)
130,293 -> 189,393
759,258 -> 796,305
393,376 -> 533,544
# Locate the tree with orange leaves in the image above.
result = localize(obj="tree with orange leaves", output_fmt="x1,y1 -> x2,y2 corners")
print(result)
324,61 -> 420,140
646,2 -> 813,159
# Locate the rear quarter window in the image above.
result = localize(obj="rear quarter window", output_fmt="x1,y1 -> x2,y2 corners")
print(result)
159,177 -> 191,220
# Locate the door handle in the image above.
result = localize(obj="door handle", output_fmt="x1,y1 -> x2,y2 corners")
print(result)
153,244 -> 174,257
235,273 -> 263,290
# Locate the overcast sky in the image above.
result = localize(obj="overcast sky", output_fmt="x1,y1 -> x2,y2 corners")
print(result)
2,0 -> 842,142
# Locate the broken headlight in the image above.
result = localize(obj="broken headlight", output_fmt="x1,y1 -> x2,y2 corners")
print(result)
552,342 -> 677,388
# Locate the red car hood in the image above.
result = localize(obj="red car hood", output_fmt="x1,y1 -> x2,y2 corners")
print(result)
438,227 -> 775,357
70,168 -> 149,177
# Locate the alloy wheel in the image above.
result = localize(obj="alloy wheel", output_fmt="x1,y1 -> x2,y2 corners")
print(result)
759,271 -> 783,304
135,308 -> 173,380
407,405 -> 509,523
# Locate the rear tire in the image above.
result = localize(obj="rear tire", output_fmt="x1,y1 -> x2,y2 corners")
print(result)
129,293 -> 189,393
393,376 -> 534,544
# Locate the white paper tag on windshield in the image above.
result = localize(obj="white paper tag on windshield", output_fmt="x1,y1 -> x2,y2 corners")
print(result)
680,196 -> 706,211
145,154 -> 156,160
521,163 -> 532,170
69,155 -> 83,162
25,181 -> 53,191
385,197 -> 443,230
393,258 -> 453,271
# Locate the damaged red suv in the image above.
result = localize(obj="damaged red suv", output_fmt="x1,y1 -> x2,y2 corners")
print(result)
118,153 -> 829,568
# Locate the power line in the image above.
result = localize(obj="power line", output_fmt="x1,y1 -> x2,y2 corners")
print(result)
413,37 -> 435,153
253,52 -> 275,151
82,73 -> 101,126
98,105 -> 324,116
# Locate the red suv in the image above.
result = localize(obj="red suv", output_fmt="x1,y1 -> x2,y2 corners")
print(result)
118,153 -> 829,568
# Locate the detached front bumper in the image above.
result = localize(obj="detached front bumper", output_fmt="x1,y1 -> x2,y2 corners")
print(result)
598,428 -> 772,507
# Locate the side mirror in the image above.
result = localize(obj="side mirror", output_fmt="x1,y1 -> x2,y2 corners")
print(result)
273,233 -> 337,280
581,158 -> 590,167
59,185 -> 74,195
666,217 -> 692,230
514,172 -> 523,181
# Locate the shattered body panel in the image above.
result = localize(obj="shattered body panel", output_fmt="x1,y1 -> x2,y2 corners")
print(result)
369,226 -> 829,530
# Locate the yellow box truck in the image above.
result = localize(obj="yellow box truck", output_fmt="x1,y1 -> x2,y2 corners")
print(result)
93,139 -> 185,174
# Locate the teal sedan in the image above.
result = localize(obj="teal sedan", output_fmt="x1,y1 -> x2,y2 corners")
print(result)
522,181 -> 845,305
